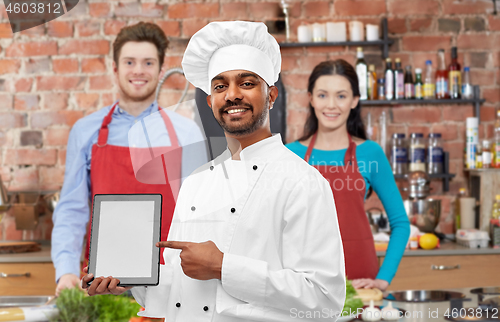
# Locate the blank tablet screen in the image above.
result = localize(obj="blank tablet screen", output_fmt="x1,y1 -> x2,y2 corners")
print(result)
89,194 -> 162,286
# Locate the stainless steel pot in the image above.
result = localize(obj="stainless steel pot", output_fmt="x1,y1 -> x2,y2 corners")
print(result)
403,199 -> 441,232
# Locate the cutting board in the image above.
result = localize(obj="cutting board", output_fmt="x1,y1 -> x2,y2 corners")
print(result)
0,241 -> 41,254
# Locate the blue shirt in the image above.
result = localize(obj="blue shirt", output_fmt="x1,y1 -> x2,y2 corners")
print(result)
51,101 -> 208,282
286,140 -> 410,284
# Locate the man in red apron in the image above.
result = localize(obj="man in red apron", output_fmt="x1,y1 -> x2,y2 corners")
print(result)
304,133 -> 380,280
51,22 -> 207,296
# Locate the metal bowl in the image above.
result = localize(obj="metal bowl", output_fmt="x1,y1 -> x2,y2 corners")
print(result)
403,199 -> 441,232
385,290 -> 465,302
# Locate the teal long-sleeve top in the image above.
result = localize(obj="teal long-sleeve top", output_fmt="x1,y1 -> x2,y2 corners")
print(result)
286,140 -> 410,284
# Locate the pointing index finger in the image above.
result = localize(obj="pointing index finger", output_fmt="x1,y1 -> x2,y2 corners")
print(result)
156,241 -> 191,249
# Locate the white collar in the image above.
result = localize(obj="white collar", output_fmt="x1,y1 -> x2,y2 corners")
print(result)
239,134 -> 282,162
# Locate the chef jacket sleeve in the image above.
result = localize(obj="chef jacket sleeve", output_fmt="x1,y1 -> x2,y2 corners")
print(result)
220,173 -> 346,319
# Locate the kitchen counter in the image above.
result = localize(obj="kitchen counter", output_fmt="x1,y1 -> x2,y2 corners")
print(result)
377,240 -> 500,257
385,287 -> 497,322
0,243 -> 52,263
347,287 -> 499,321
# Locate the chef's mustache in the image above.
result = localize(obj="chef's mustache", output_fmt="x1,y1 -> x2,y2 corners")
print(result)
219,100 -> 253,114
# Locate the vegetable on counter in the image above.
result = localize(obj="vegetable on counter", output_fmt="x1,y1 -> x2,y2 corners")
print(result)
343,279 -> 364,316
50,287 -> 141,322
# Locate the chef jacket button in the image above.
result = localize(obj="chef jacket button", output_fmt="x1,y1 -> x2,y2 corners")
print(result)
203,306 -> 209,311
230,208 -> 236,213
253,165 -> 258,170
191,206 -> 196,211
210,165 -> 214,170
176,302 -> 181,308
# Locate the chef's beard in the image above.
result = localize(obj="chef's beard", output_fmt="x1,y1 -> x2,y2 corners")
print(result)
216,96 -> 269,136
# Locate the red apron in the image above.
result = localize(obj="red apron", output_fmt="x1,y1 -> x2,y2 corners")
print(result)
304,133 -> 379,280
87,103 -> 181,265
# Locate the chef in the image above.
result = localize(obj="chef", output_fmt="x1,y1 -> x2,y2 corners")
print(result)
83,21 -> 346,321
52,22 -> 207,296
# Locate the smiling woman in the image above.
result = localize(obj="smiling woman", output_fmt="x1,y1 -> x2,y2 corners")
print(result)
286,59 -> 410,292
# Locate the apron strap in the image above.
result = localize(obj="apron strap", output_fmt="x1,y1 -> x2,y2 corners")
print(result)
304,132 -> 318,164
344,134 -> 357,166
305,132 -> 357,166
159,107 -> 179,147
97,103 -> 180,147
97,102 -> 119,147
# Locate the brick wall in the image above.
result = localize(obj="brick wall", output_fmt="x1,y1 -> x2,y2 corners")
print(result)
0,0 -> 498,240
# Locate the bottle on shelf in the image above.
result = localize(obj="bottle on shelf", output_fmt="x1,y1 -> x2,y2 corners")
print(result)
368,64 -> 377,100
455,188 -> 468,231
492,195 -> 500,220
379,111 -> 387,155
423,60 -> 435,100
404,65 -> 414,99
384,58 -> 394,100
462,67 -> 473,99
482,140 -> 492,169
449,46 -> 461,99
394,58 -> 405,100
466,117 -> 478,169
495,110 -> 500,168
427,133 -> 443,174
414,68 -> 423,99
436,49 -> 450,99
356,47 -> 368,101
476,143 -> 483,169
366,112 -> 374,140
377,78 -> 385,100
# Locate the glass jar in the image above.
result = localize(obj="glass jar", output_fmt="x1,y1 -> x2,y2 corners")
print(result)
390,133 -> 408,175
427,133 -> 443,174
409,133 -> 426,172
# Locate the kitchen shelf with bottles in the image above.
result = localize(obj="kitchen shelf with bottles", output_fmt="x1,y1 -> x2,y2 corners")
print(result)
278,18 -> 395,59
362,85 -> 486,121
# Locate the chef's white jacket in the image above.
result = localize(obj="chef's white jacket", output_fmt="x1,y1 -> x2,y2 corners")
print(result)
131,134 -> 346,321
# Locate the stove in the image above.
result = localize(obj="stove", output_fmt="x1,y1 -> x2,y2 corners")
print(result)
445,287 -> 500,322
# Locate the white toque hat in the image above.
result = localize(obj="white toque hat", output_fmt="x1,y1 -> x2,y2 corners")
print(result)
182,21 -> 282,94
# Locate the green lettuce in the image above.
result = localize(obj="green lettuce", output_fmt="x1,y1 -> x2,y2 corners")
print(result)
50,287 -> 141,322
342,279 -> 364,316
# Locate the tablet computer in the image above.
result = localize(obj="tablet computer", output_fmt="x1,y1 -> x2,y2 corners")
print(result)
88,194 -> 162,287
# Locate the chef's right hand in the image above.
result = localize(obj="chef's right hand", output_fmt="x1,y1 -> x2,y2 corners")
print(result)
56,273 -> 81,297
81,266 -> 131,296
